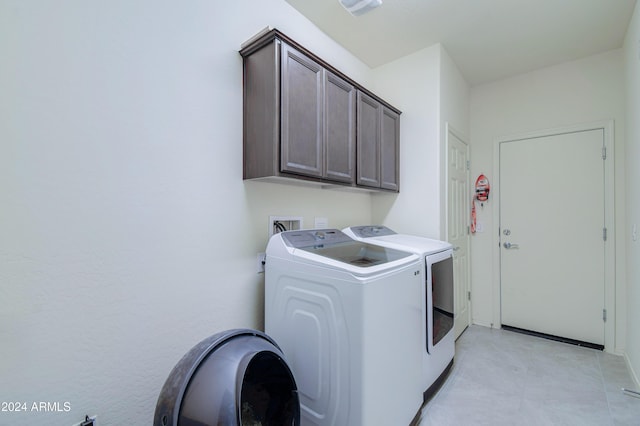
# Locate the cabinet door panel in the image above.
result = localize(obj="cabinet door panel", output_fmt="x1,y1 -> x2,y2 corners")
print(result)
281,44 -> 323,177
325,72 -> 355,183
357,92 -> 380,187
380,107 -> 399,191
243,41 -> 278,179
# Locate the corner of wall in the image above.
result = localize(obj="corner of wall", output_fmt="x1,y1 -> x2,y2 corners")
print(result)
370,44 -> 443,237
438,46 -> 471,240
624,0 -> 640,389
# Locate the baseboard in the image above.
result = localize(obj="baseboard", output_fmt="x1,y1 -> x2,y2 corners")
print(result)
470,320 -> 494,329
501,325 -> 604,350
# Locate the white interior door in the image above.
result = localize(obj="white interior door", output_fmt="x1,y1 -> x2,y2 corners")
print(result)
499,129 -> 605,345
447,129 -> 470,339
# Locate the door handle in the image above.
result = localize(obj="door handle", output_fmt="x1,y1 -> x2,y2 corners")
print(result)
503,242 -> 520,249
453,246 -> 461,251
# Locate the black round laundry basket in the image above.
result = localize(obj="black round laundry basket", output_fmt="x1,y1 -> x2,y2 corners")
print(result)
154,329 -> 300,426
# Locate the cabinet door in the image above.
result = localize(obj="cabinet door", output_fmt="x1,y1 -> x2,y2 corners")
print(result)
280,43 -> 324,177
356,91 -> 381,187
324,72 -> 356,183
380,107 -> 399,191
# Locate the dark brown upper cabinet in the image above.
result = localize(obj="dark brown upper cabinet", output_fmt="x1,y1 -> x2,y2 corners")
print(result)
280,43 -> 324,178
280,44 -> 356,183
356,91 -> 400,191
380,107 -> 400,191
240,29 -> 399,192
324,71 -> 356,183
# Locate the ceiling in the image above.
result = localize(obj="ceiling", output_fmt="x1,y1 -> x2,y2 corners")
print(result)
284,0 -> 637,86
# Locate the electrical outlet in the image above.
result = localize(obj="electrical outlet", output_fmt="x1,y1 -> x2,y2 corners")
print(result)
314,217 -> 329,229
256,252 -> 266,273
71,415 -> 97,426
268,215 -> 303,237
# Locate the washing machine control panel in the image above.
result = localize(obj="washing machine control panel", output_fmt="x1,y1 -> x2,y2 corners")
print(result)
281,229 -> 352,248
348,225 -> 397,238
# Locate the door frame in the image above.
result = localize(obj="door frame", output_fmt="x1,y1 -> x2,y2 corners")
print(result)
492,120 -> 616,352
445,122 -> 471,337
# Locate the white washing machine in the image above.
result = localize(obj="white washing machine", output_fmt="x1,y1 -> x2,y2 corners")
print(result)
265,229 -> 425,426
343,226 -> 455,401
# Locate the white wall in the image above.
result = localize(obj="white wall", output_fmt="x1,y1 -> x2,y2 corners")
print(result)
439,47 -> 470,238
370,45 -> 442,238
370,45 -> 469,240
0,1 -> 378,424
469,50 -> 627,350
624,1 -> 640,385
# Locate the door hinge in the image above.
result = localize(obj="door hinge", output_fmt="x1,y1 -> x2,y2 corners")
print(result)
603,227 -> 607,241
602,147 -> 607,160
603,308 -> 607,322
466,160 -> 470,170
467,225 -> 470,235
468,291 -> 471,301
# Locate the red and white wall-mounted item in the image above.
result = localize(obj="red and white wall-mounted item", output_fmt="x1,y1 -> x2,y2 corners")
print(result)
471,174 -> 490,234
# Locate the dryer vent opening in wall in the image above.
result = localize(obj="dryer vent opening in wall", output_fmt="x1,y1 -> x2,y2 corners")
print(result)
269,216 -> 303,237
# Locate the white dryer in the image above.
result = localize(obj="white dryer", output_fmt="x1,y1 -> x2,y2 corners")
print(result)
343,226 -> 455,401
265,229 -> 425,426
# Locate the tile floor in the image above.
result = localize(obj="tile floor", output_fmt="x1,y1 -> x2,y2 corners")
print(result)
416,325 -> 640,426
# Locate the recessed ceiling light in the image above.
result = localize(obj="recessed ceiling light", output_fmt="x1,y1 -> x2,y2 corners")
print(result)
338,0 -> 382,16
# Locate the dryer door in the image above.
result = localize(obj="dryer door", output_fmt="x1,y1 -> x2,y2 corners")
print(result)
427,251 -> 454,351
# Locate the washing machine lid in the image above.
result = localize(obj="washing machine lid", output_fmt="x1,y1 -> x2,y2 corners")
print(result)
280,229 -> 414,267
345,226 -> 452,255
